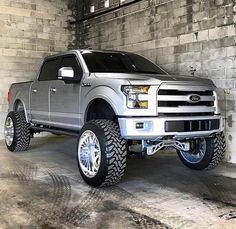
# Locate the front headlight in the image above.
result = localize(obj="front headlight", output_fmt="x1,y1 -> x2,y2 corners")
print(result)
121,85 -> 150,109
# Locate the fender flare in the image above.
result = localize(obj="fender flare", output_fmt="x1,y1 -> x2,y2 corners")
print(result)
82,86 -> 123,124
13,99 -> 30,123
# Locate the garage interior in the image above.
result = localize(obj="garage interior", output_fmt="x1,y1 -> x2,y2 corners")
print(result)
0,0 -> 235,228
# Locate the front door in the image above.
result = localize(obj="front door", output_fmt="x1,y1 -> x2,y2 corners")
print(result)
49,55 -> 83,130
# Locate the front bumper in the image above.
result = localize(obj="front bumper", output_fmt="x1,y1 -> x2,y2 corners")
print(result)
118,115 -> 224,140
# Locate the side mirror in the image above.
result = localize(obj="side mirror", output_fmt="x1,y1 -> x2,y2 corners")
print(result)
58,67 -> 74,81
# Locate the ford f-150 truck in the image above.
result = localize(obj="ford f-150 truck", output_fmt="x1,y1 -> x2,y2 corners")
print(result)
4,49 -> 226,187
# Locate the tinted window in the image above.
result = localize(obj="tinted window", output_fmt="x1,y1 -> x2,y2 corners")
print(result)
128,53 -> 164,74
38,58 -> 61,81
81,51 -> 166,75
61,55 -> 83,79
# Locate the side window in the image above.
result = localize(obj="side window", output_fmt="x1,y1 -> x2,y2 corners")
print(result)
38,58 -> 61,81
60,55 -> 83,80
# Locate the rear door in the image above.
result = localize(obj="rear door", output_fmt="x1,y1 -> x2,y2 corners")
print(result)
30,58 -> 61,125
49,55 -> 83,130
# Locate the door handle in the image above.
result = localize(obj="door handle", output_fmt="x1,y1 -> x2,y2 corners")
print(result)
32,88 -> 37,93
50,87 -> 57,93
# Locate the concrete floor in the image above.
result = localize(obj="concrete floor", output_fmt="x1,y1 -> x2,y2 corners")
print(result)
0,136 -> 235,229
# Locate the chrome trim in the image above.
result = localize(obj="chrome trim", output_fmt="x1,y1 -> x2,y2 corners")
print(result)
5,117 -> 14,146
58,67 -> 74,78
158,83 -> 215,91
157,106 -> 215,113
157,83 -> 216,116
78,130 -> 101,178
157,95 -> 215,102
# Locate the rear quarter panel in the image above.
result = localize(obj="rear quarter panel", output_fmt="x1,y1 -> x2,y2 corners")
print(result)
9,81 -> 33,122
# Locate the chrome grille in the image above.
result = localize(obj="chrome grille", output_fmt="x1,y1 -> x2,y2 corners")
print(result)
157,84 -> 216,117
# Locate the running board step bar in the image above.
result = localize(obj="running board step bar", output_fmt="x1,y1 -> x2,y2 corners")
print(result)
31,126 -> 80,137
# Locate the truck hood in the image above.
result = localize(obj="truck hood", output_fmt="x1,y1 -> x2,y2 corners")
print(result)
94,73 -> 214,85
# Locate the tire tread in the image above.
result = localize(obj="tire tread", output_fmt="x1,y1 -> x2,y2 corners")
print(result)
78,119 -> 127,187
6,111 -> 30,152
205,132 -> 226,170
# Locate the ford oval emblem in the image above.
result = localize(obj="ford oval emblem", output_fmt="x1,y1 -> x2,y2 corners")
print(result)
188,94 -> 201,103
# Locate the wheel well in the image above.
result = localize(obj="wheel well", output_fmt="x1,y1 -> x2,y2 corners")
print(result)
86,99 -> 116,122
14,100 -> 24,112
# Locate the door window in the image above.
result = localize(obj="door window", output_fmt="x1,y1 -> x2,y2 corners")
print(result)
38,58 -> 61,81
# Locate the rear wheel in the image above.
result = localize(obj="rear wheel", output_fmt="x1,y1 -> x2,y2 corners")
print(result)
177,132 -> 225,170
77,120 -> 127,187
4,111 -> 31,152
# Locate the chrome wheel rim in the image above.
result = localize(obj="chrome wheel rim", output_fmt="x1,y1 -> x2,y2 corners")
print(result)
78,130 -> 101,178
4,117 -> 14,146
180,139 -> 206,164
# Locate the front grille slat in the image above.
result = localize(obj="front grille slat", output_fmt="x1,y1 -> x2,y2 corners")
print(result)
158,101 -> 214,107
158,95 -> 215,102
157,85 -> 216,117
158,106 -> 216,113
158,89 -> 213,96
159,112 -> 214,117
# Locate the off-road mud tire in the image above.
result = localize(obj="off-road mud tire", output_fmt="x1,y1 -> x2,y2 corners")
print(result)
5,111 -> 31,152
177,132 -> 226,170
77,120 -> 127,187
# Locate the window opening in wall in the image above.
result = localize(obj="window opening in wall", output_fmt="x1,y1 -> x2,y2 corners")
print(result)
90,5 -> 95,13
105,0 -> 109,8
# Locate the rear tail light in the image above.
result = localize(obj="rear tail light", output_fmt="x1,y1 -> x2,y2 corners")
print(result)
8,89 -> 12,105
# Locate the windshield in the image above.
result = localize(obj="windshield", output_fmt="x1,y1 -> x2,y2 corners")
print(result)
81,51 -> 166,74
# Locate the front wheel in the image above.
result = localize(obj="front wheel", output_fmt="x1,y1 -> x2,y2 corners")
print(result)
177,132 -> 226,170
77,120 -> 127,187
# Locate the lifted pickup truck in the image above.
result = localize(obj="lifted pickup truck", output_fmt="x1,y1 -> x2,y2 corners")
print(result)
5,49 -> 225,187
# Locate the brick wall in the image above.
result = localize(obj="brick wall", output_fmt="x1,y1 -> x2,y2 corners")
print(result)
76,0 -> 236,163
0,0 -> 76,138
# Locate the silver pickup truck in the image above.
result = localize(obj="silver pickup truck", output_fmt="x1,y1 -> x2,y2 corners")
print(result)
4,49 -> 225,187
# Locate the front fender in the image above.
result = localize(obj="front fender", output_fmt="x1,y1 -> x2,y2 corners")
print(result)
81,85 -> 124,118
